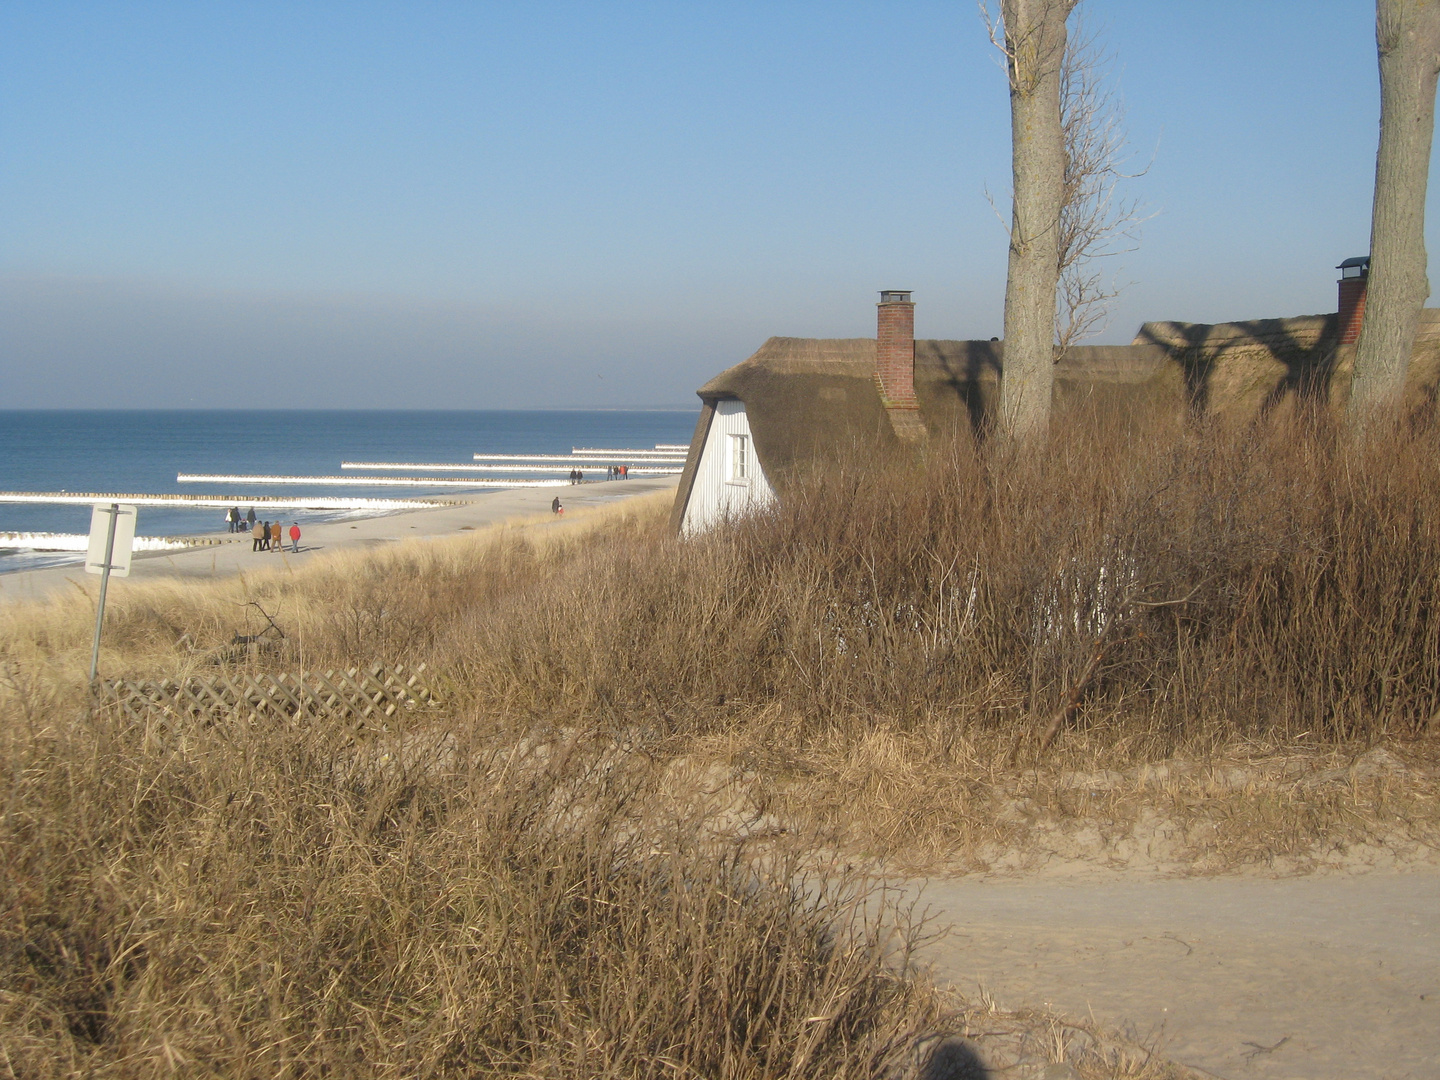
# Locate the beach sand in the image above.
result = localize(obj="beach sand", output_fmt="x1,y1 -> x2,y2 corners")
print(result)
916,867 -> 1440,1079
0,475 -> 679,604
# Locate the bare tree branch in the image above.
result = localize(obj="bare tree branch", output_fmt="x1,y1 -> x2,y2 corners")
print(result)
1054,13 -> 1150,359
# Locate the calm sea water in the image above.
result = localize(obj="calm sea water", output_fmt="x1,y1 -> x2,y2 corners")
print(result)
0,410 -> 698,572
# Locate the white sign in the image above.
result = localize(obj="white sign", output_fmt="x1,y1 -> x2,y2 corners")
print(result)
85,503 -> 138,578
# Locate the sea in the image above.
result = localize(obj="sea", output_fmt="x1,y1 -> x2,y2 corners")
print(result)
0,410 -> 699,574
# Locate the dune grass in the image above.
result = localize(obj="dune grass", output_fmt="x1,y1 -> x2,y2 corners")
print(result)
3,409 -> 1439,1075
1,705 -> 950,1078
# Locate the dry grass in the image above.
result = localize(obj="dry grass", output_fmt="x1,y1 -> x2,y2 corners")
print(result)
0,491 -> 675,689
4,410 -> 1440,1075
5,414 -> 1440,870
446,410 -> 1440,751
0,706 -> 955,1079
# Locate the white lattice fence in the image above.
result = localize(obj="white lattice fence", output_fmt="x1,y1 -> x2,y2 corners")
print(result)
98,663 -> 440,728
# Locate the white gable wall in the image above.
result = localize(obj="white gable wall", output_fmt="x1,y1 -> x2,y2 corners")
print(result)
680,399 -> 777,534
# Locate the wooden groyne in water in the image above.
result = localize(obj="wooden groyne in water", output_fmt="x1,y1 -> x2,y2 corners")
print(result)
0,491 -> 460,510
341,461 -> 682,474
175,474 -> 571,489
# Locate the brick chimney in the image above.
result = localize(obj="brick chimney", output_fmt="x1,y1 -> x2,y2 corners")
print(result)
1337,256 -> 1369,345
876,290 -> 918,410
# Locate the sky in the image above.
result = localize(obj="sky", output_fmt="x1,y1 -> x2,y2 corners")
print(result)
0,1 -> 1420,409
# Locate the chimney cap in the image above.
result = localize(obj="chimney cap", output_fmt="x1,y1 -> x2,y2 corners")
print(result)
878,290 -> 913,304
1338,256 -> 1370,278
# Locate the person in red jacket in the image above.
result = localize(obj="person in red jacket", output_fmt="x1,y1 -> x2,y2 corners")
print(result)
288,522 -> 301,553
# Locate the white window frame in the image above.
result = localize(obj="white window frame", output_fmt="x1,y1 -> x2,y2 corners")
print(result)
728,433 -> 750,484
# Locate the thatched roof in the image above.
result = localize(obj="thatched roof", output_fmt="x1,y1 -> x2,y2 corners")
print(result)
1136,310 -> 1440,352
1135,314 -> 1336,352
670,311 -> 1440,531
692,336 -> 1177,482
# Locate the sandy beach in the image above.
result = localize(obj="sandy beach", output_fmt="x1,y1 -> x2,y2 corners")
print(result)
0,474 -> 680,605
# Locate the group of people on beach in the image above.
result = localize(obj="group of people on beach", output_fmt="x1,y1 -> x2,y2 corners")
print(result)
251,520 -> 300,553
224,506 -> 300,553
566,465 -> 632,485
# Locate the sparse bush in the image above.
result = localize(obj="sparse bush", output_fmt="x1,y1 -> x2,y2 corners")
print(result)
0,706 -> 939,1078
446,410 -> 1440,755
6,409 -> 1439,758
4,411 -> 1440,1074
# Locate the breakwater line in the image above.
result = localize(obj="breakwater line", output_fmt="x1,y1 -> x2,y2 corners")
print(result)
341,461 -> 681,475
0,532 -> 207,553
471,453 -> 686,464
571,447 -> 690,457
176,474 -> 569,489
0,491 -> 453,510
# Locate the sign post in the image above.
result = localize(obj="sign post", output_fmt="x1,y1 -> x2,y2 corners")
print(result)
86,503 -> 137,682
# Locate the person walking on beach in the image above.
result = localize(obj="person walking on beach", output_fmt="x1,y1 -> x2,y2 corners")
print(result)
551,495 -> 561,515
289,522 -> 301,552
252,519 -> 265,552
246,507 -> 257,531
232,506 -> 242,533
271,522 -> 283,552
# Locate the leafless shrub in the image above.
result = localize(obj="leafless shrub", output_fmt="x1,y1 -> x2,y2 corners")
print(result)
0,704 -> 944,1078
417,408 -> 1440,761
4,415 -> 1440,891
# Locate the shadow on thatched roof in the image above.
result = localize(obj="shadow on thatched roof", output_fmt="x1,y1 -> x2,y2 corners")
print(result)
672,310 -> 1440,530
690,335 -> 1178,488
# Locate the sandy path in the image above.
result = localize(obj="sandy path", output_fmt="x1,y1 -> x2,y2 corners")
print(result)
0,475 -> 679,604
916,869 -> 1439,1079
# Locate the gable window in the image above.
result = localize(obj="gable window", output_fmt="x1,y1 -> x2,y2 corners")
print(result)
729,433 -> 749,482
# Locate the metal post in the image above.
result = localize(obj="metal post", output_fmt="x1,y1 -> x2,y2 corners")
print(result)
89,503 -> 119,683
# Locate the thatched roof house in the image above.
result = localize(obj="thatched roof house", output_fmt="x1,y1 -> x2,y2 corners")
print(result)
670,284 -> 1440,534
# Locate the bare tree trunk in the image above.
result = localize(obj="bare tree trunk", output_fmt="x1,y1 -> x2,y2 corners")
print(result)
1350,0 -> 1440,416
998,0 -> 1075,440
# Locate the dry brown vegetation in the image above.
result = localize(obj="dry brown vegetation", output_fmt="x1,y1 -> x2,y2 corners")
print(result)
2,703 -> 966,1078
4,409 -> 1440,1076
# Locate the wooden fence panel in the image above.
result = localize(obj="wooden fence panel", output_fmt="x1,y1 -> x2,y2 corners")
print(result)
97,663 -> 439,729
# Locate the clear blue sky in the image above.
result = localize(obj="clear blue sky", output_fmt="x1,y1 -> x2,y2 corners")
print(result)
0,1 -> 1419,408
